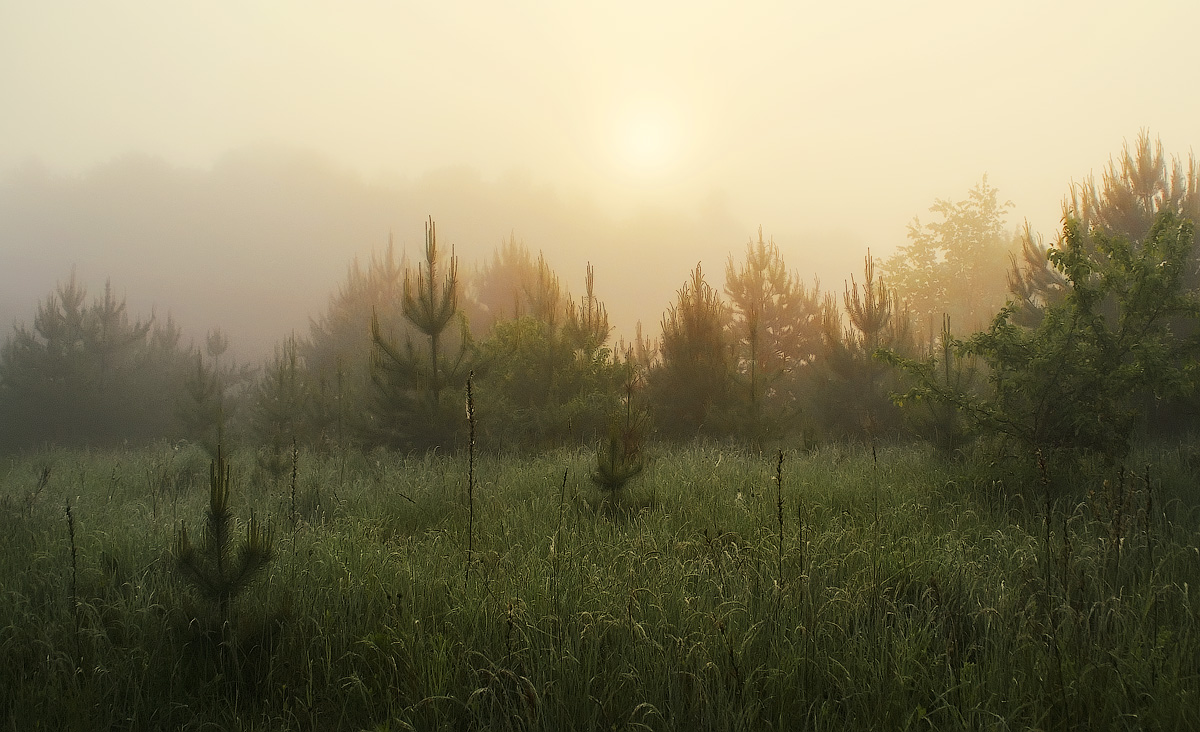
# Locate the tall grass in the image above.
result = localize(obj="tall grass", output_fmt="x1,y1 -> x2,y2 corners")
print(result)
1,440 -> 1197,730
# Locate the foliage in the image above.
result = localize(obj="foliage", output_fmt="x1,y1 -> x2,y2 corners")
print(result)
649,263 -> 734,438
882,314 -> 980,456
1012,132 -> 1200,323
723,228 -> 823,440
177,354 -> 225,457
897,212 -> 1199,460
562,263 -> 612,357
523,252 -> 570,331
883,176 -> 1016,343
1006,225 -> 1068,327
1007,133 -> 1200,434
176,327 -> 252,458
471,234 -> 570,333
369,218 -> 474,450
1067,131 -> 1200,259
4,443 -> 1200,729
247,334 -> 327,476
473,256 -> 620,450
472,232 -> 536,324
302,236 -> 410,447
812,252 -> 913,439
173,448 -> 274,623
590,355 -> 647,496
475,315 -> 617,450
0,270 -> 192,450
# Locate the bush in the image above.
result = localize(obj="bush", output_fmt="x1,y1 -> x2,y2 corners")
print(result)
892,212 -> 1199,461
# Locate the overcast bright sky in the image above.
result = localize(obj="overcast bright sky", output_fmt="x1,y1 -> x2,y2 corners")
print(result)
1,1 -> 1197,350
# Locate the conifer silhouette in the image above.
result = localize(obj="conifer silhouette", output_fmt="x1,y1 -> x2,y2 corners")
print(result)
564,263 -> 611,356
815,251 -> 913,438
650,263 -> 732,438
371,217 -> 473,448
173,448 -> 274,623
591,354 -> 646,495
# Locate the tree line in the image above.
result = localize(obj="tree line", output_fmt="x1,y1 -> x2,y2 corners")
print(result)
2,133 -> 1197,467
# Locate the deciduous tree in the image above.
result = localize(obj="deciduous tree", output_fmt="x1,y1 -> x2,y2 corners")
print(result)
884,176 -> 1015,344
894,212 -> 1199,461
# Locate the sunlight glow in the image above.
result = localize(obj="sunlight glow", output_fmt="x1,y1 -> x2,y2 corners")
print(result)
614,109 -> 678,179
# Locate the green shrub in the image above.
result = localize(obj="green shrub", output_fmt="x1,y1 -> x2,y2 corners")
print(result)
890,211 -> 1199,461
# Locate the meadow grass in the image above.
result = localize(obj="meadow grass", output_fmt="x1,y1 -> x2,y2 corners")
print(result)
1,439 -> 1198,730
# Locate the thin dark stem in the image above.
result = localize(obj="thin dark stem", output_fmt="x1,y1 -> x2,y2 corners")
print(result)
289,437 -> 298,531
1038,451 -> 1052,595
871,439 -> 879,530
554,468 -> 567,617
1145,462 -> 1158,688
465,372 -> 476,587
65,499 -> 79,661
775,449 -> 784,589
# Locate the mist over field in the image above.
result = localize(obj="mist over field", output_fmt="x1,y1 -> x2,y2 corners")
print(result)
0,148 -> 824,359
5,6 -> 1200,729
4,2 -> 1198,358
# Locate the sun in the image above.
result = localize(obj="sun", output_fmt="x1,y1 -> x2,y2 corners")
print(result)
614,109 -> 677,179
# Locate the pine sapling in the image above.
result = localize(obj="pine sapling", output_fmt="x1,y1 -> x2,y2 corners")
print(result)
591,421 -> 645,496
173,447 -> 275,624
590,356 -> 646,500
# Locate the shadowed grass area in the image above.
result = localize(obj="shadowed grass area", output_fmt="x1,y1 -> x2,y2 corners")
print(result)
1,440 -> 1198,730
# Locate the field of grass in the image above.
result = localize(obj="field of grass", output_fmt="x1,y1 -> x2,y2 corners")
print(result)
2,440 -> 1199,730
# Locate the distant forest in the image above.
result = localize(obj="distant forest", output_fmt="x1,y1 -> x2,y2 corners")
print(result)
2,133 -> 1197,464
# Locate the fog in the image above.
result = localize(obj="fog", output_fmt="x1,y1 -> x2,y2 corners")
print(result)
0,148 -> 772,356
2,1 -> 1197,358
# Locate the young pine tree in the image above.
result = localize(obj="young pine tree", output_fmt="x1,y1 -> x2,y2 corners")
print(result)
370,218 -> 473,450
303,236 -> 409,446
472,233 -> 540,325
0,270 -> 191,448
814,252 -> 913,439
650,263 -> 733,439
882,314 -> 979,456
178,353 -> 225,458
249,334 -> 322,477
724,228 -> 823,440
591,349 -> 648,497
173,448 -> 274,624
474,261 -> 618,450
176,328 -> 246,458
563,263 -> 612,357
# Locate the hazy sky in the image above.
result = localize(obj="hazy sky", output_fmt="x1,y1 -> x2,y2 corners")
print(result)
2,1 -> 1198,352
